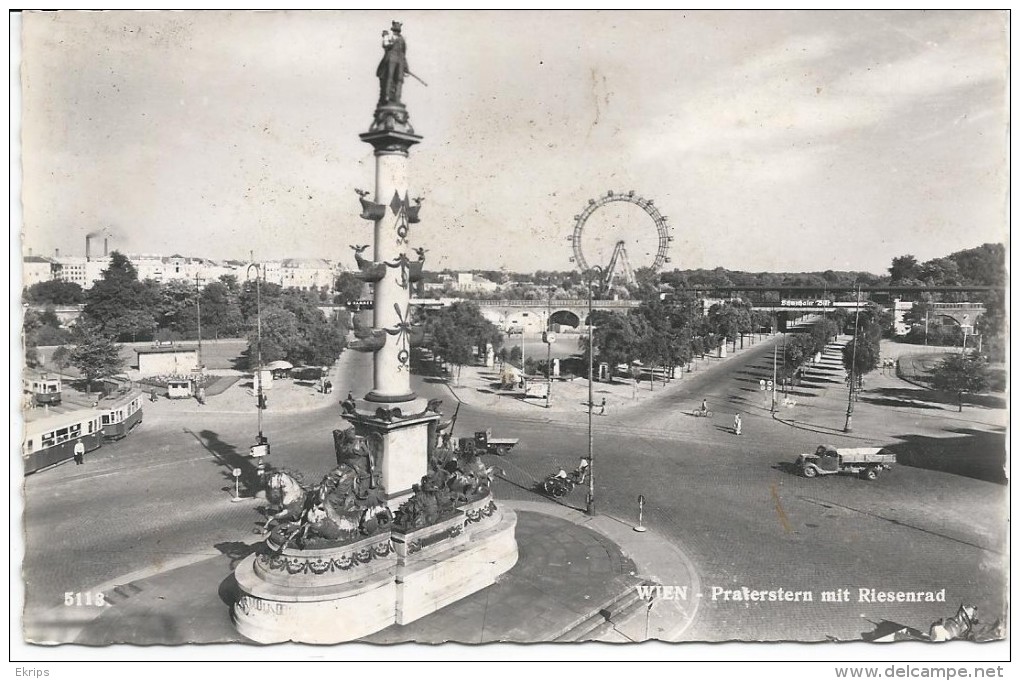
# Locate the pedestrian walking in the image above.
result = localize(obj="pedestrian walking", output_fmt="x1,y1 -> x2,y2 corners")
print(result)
197,386 -> 206,405
734,414 -> 742,436
73,438 -> 85,466
599,397 -> 607,415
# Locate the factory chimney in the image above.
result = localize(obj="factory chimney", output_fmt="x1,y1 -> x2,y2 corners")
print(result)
85,235 -> 92,262
55,248 -> 60,258
104,237 -> 109,257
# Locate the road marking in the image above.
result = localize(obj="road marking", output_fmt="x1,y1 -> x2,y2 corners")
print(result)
29,454 -> 222,487
770,484 -> 793,533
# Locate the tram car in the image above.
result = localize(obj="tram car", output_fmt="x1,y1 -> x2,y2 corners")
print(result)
98,388 -> 144,440
24,374 -> 62,406
23,409 -> 104,474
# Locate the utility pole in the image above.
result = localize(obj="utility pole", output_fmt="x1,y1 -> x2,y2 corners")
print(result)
545,286 -> 554,409
195,272 -> 203,369
247,263 -> 267,471
843,285 -> 862,433
586,266 -> 603,517
771,341 -> 778,414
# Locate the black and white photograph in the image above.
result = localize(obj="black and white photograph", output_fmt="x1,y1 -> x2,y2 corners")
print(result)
11,9 -> 1009,670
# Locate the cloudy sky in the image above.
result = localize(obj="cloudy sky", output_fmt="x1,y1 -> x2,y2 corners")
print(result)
14,10 -> 1009,274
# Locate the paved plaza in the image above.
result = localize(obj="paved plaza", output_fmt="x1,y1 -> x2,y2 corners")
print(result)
20,328 -> 1007,645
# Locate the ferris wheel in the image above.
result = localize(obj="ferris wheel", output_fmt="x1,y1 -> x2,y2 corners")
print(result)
567,190 -> 673,291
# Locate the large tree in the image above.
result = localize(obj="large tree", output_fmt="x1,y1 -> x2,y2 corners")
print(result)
245,290 -> 348,367
200,281 -> 245,339
842,321 -> 881,387
931,353 -> 990,411
423,301 -> 501,380
888,254 -> 920,283
23,306 -> 72,348
333,272 -> 364,305
23,279 -> 85,306
707,300 -> 753,348
83,251 -> 159,341
68,320 -> 125,395
583,310 -> 646,379
158,279 -> 200,338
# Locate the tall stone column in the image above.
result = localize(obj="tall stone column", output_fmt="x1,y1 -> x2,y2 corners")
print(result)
347,104 -> 434,510
361,129 -> 419,403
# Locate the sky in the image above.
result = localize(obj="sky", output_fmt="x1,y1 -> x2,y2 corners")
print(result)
14,10 -> 1010,275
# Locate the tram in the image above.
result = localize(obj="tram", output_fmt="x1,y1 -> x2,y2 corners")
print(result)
98,388 -> 144,440
23,409 -> 104,474
24,374 -> 62,406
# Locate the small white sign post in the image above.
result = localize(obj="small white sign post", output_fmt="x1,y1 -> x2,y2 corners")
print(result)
231,467 -> 243,502
634,494 -> 647,533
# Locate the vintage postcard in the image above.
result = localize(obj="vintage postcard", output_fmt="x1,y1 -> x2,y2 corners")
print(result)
12,9 -> 1009,668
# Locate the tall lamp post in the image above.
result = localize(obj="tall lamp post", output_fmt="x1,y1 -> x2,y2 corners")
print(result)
194,272 -> 204,370
246,263 -> 269,475
545,286 -> 554,409
586,265 -> 603,517
843,285 -> 862,433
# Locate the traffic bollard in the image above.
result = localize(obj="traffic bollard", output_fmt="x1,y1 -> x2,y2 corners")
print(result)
633,494 -> 647,532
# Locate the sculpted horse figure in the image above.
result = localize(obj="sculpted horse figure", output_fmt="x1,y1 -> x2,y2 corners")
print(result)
261,470 -> 309,534
930,604 -> 979,642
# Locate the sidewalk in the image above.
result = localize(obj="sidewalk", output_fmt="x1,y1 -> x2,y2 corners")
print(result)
441,334 -> 780,422
57,501 -> 700,645
144,350 -> 361,416
766,337 -> 1007,442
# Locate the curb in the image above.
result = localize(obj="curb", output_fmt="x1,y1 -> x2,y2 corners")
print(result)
504,499 -> 701,642
23,530 -> 263,646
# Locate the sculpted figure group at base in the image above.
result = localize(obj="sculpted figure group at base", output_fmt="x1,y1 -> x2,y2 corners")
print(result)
259,429 -> 390,549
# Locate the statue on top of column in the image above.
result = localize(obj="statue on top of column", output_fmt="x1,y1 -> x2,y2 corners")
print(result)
377,21 -> 409,106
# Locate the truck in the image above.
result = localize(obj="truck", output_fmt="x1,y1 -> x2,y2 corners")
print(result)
458,429 -> 519,456
796,445 -> 896,481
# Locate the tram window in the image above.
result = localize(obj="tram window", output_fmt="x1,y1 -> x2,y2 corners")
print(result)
70,424 -> 81,437
89,421 -> 94,433
102,415 -> 111,425
26,440 -> 33,450
56,427 -> 69,443
42,435 -> 54,447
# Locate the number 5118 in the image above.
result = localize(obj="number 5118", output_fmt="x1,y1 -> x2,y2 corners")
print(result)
64,591 -> 106,606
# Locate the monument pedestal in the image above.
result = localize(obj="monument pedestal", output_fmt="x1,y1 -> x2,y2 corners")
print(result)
231,533 -> 398,644
343,397 -> 440,511
232,496 -> 517,643
393,500 -> 518,624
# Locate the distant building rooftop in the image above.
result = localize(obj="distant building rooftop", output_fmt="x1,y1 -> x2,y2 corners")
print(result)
135,345 -> 199,355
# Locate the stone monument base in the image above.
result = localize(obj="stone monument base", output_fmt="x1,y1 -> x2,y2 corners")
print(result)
232,496 -> 517,644
395,505 -> 518,624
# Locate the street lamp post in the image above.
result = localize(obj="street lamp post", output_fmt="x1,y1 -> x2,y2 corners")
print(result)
194,272 -> 203,370
843,285 -> 862,433
586,266 -> 603,517
771,341 -> 778,414
545,286 -> 554,409
246,262 -> 267,475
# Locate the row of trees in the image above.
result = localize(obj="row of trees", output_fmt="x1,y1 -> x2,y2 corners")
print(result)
26,252 -> 351,385
419,302 -> 502,382
888,243 -> 1005,360
582,297 -> 774,383
888,243 -> 1005,289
